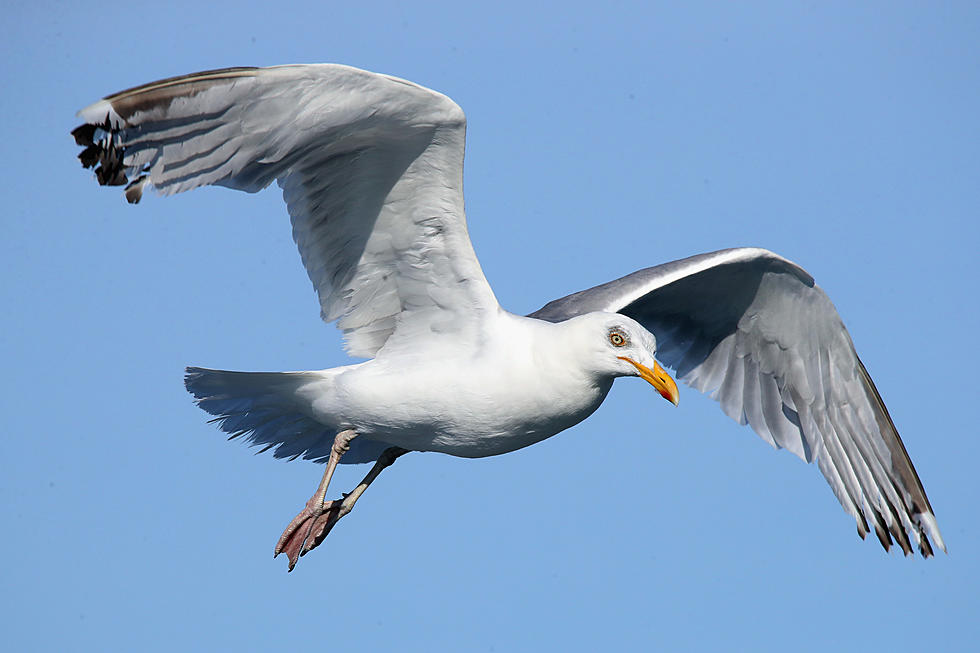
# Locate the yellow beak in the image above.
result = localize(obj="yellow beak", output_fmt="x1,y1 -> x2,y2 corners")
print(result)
617,356 -> 680,406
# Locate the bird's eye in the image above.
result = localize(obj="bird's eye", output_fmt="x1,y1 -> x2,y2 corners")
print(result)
609,331 -> 627,347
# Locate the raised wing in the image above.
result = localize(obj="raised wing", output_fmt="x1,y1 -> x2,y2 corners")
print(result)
530,247 -> 944,556
72,64 -> 498,357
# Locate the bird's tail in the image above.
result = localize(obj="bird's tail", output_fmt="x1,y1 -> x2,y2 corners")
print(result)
184,366 -> 342,462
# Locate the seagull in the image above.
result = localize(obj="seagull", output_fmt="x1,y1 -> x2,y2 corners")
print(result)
72,64 -> 944,571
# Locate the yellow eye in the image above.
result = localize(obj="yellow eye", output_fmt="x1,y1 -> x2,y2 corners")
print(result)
609,331 -> 627,347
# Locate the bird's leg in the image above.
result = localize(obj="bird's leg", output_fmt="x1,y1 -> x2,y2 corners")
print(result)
274,429 -> 357,570
297,446 -> 409,557
275,442 -> 409,572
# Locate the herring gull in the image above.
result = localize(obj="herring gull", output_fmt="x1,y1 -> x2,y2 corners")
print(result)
72,64 -> 944,571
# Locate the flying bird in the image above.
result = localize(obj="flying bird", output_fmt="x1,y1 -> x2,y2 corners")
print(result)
72,64 -> 944,571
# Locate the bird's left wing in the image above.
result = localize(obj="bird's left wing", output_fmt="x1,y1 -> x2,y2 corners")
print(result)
530,247 -> 944,556
72,64 -> 498,357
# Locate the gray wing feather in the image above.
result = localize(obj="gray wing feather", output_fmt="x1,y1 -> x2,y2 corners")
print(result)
530,247 -> 943,556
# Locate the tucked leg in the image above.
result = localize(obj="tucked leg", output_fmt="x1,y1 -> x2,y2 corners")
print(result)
274,429 -> 357,569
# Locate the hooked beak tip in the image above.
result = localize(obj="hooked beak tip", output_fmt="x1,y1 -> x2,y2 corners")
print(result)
617,356 -> 679,406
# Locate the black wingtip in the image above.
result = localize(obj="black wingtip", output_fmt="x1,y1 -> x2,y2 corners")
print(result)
917,527 -> 935,558
873,522 -> 892,552
71,123 -> 96,147
894,522 -> 914,556
77,144 -> 99,168
73,113 -> 133,192
124,175 -> 147,204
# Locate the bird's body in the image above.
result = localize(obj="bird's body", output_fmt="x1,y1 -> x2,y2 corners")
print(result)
192,311 -> 625,460
328,315 -> 612,458
73,63 -> 944,570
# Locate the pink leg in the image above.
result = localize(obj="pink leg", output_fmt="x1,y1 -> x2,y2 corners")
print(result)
274,429 -> 356,570
274,440 -> 408,572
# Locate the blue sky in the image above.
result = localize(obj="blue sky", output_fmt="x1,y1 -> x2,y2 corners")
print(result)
3,2 -> 978,651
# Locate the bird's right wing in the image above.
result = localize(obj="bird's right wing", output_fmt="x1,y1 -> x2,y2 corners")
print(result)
530,247 -> 944,556
72,64 -> 498,358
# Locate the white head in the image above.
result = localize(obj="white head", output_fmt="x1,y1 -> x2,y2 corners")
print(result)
563,312 -> 679,405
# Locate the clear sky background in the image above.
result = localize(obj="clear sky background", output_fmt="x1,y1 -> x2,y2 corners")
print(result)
3,2 -> 978,651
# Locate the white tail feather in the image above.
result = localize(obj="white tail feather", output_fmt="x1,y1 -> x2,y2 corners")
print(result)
184,366 -> 387,464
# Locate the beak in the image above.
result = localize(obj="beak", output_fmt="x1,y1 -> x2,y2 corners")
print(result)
618,356 -> 679,406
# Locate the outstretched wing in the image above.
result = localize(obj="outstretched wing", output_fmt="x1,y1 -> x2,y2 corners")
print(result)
530,247 -> 944,556
72,64 -> 498,357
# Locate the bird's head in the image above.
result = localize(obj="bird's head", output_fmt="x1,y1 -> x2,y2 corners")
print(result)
569,312 -> 679,405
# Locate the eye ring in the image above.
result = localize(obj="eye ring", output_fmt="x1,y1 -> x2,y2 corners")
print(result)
609,331 -> 627,347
